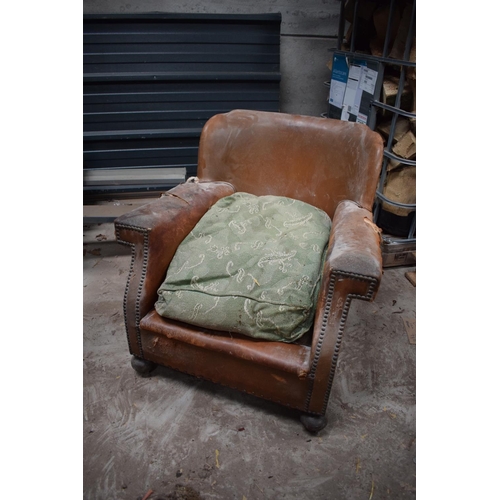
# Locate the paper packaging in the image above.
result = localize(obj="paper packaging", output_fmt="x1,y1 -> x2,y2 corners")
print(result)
328,54 -> 382,128
381,239 -> 416,268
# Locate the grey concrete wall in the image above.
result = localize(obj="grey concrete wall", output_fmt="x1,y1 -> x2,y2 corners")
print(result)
83,0 -> 341,117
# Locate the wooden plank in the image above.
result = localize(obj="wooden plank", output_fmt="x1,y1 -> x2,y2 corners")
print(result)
392,130 -> 416,160
381,240 -> 416,268
382,166 -> 416,216
389,2 -> 414,60
377,117 -> 410,142
405,271 -> 416,287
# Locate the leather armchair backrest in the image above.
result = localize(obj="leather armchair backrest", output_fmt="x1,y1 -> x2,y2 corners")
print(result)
197,110 -> 384,218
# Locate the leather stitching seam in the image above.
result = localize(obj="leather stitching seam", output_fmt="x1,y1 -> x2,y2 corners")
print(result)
305,270 -> 378,414
115,223 -> 151,358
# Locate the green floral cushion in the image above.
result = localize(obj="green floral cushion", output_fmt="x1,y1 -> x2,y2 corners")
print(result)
155,192 -> 332,343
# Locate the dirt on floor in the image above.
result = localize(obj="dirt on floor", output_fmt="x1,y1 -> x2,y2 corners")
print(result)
83,223 -> 416,500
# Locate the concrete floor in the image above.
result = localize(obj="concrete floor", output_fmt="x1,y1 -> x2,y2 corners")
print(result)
83,222 -> 416,500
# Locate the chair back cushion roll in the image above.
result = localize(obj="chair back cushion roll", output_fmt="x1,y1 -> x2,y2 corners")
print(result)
197,110 -> 384,218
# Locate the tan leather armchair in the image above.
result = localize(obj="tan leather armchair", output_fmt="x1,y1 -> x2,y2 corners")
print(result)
114,110 -> 384,432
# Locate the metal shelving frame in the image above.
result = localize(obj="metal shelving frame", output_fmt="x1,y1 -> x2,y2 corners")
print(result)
333,0 -> 416,245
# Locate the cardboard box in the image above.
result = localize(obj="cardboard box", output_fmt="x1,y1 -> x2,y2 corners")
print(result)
328,54 -> 383,129
381,238 -> 416,268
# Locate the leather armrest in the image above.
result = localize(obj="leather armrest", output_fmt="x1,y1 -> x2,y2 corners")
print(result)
114,180 -> 235,356
326,199 -> 382,284
306,200 -> 383,413
115,180 -> 234,238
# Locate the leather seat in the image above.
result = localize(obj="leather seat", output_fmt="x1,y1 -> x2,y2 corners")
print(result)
114,109 -> 384,432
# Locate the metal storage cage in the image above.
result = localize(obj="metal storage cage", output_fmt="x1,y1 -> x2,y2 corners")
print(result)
326,0 -> 416,263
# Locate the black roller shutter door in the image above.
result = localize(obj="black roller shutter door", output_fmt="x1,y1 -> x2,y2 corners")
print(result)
83,13 -> 281,197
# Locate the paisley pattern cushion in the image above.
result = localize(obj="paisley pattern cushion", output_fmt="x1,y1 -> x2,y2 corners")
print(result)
155,192 -> 332,342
